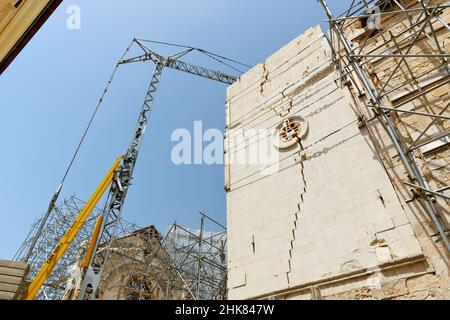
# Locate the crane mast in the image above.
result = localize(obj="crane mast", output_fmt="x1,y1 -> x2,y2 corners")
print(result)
23,156 -> 123,300
78,40 -> 238,299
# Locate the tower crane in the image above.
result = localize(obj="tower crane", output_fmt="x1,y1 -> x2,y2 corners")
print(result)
79,40 -> 240,300
23,39 -> 244,300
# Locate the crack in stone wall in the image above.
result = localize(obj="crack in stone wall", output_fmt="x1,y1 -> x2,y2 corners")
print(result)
260,63 -> 269,94
287,142 -> 308,284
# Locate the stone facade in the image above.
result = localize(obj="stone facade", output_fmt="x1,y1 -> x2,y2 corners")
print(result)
225,13 -> 449,300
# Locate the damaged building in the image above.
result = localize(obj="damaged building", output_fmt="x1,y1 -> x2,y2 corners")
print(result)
62,226 -> 188,300
2,0 -> 449,302
225,0 -> 450,300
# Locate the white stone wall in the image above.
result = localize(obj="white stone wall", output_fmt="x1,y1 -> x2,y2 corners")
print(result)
225,26 -> 425,300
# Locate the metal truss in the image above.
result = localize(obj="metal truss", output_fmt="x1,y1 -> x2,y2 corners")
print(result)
78,40 -> 239,299
91,212 -> 227,300
13,196 -> 139,300
78,61 -> 166,300
163,212 -> 227,300
318,0 -> 450,252
119,40 -> 238,85
15,196 -> 226,300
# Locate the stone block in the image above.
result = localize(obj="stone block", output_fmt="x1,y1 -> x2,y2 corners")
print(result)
381,279 -> 409,298
406,274 -> 439,293
375,218 -> 395,233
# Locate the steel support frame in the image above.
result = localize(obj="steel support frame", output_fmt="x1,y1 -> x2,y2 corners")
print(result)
318,0 -> 450,252
94,212 -> 227,301
78,62 -> 166,299
13,196 -> 140,300
78,41 -> 236,299
162,213 -> 228,300
118,39 -> 237,85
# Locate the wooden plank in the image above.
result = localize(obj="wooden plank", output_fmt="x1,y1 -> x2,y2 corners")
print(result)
0,291 -> 15,300
0,266 -> 26,277
0,274 -> 22,285
0,283 -> 19,293
0,260 -> 28,271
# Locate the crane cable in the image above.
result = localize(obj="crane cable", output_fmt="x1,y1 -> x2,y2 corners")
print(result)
135,38 -> 253,70
61,40 -> 134,184
24,38 -> 250,262
23,40 -> 135,262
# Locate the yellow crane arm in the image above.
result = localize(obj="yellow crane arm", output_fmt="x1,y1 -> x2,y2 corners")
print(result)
23,156 -> 123,300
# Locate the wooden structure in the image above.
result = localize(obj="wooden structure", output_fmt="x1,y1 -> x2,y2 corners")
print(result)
0,259 -> 29,300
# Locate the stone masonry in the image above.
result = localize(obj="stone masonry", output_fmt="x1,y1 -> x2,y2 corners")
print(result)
225,20 -> 450,300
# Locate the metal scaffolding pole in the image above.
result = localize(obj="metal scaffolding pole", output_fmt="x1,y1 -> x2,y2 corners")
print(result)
15,196 -> 227,300
13,196 -> 140,300
317,0 -> 450,253
92,212 -> 227,301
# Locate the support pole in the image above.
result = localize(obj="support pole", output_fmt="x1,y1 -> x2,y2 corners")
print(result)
317,0 -> 450,253
78,62 -> 166,300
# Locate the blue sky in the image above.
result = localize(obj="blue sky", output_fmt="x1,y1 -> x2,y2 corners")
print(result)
0,1 -> 348,259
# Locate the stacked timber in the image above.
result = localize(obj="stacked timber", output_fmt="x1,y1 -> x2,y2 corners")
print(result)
0,259 -> 29,300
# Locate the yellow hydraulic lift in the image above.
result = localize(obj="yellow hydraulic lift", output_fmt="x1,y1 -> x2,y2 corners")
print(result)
23,156 -> 123,300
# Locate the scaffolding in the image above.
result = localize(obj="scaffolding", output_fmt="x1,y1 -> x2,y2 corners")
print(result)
91,212 -> 227,300
15,0 -> 450,301
13,196 -> 140,300
14,197 -> 227,300
163,213 -> 227,300
12,38 -> 244,300
318,0 -> 450,252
